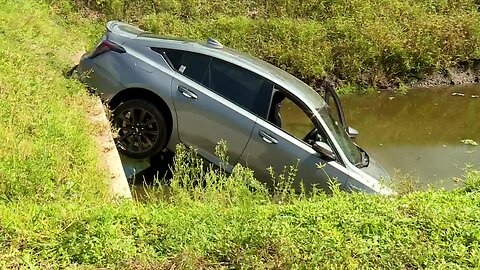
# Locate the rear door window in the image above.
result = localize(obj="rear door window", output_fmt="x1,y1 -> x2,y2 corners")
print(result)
177,52 -> 210,83
162,49 -> 182,70
153,48 -> 273,116
153,48 -> 210,84
204,58 -> 271,116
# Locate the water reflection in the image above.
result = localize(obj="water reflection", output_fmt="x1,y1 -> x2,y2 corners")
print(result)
342,84 -> 480,189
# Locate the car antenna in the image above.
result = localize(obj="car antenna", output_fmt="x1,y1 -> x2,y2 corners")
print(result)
207,37 -> 223,48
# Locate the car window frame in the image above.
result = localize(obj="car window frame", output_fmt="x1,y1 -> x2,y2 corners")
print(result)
203,57 -> 272,117
265,86 -> 346,166
323,86 -> 347,128
153,47 -> 273,118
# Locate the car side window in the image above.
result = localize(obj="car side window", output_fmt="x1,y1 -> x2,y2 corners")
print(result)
154,48 -> 210,84
154,48 -> 272,116
178,52 -> 210,83
280,98 -> 315,140
204,58 -> 271,116
162,49 -> 182,70
268,91 -> 326,144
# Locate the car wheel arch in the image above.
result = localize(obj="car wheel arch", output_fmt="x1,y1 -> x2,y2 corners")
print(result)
108,87 -> 173,139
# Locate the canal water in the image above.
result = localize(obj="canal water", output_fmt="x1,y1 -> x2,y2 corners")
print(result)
121,84 -> 480,191
342,84 -> 480,189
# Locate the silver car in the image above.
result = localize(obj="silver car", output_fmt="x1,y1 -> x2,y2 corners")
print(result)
76,21 -> 393,194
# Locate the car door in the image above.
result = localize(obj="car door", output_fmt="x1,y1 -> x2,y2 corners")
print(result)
239,90 -> 350,192
163,49 -> 270,167
323,83 -> 347,128
322,83 -> 363,140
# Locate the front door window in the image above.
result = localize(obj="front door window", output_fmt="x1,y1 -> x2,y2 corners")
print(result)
268,92 -> 326,145
239,90 -> 351,191
278,98 -> 315,141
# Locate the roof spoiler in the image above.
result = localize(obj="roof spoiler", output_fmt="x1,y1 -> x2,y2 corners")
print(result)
105,21 -> 145,44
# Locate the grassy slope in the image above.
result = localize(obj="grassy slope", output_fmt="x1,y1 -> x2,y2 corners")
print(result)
0,2 -> 107,203
72,0 -> 480,91
0,0 -> 479,268
1,145 -> 479,268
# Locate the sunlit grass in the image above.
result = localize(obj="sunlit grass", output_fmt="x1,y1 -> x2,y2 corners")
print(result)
0,0 -> 479,268
0,1 -> 107,202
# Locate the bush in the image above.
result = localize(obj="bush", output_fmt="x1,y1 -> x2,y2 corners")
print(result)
1,144 -> 479,268
63,0 -> 480,89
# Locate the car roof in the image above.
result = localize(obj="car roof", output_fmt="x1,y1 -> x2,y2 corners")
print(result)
109,21 -> 326,109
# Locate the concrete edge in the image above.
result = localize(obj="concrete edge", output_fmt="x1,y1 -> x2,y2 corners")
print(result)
92,99 -> 132,199
71,51 -> 131,199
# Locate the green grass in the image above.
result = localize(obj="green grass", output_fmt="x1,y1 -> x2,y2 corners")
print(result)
65,0 -> 480,90
0,0 -> 480,268
1,144 -> 479,268
2,193 -> 480,269
0,1 -> 107,203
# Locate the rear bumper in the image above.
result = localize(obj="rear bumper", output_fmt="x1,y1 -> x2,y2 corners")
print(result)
75,54 -> 122,101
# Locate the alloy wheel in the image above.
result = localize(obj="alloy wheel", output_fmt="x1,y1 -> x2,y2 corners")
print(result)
116,107 -> 160,154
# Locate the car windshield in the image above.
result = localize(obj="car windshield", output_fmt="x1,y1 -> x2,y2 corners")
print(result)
317,107 -> 363,166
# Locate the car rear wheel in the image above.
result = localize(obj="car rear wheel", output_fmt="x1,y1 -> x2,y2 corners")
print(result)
112,99 -> 168,159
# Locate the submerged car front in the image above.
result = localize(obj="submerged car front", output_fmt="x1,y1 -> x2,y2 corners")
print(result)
313,103 -> 394,195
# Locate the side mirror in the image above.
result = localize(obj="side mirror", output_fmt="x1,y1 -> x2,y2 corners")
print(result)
313,141 -> 336,161
347,127 -> 359,139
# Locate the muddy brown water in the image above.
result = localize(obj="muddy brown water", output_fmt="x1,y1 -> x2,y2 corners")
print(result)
342,84 -> 480,189
122,84 -> 480,191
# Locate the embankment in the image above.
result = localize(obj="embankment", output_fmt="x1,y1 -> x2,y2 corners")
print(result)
69,0 -> 480,92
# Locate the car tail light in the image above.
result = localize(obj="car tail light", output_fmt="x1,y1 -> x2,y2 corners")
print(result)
88,40 -> 126,58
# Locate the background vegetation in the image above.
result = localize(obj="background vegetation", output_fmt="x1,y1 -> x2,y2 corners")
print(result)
61,0 -> 480,91
0,0 -> 479,268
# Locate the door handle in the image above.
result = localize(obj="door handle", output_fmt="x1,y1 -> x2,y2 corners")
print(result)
259,130 -> 278,144
178,86 -> 198,99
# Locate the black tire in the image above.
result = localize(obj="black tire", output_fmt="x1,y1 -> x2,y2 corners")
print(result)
112,99 -> 169,159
